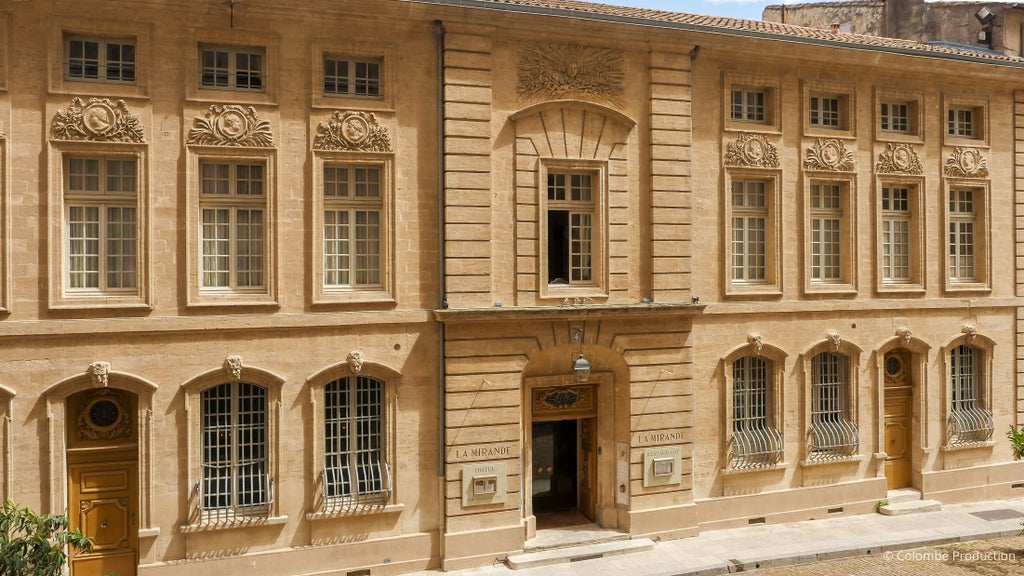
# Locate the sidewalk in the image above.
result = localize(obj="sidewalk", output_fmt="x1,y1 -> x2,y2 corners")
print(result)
416,498 -> 1024,576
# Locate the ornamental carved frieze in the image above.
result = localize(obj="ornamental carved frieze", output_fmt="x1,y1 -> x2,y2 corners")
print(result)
944,147 -> 989,178
51,97 -> 144,143
313,111 -> 392,152
518,43 -> 625,105
187,104 -> 273,147
804,138 -> 854,172
76,388 -> 131,442
724,133 -> 779,168
535,387 -> 593,411
875,142 -> 923,175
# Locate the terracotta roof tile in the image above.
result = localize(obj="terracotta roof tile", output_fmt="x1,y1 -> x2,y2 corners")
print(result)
447,0 -> 1024,64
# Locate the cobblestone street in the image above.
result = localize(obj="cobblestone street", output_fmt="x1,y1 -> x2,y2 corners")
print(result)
750,536 -> 1024,575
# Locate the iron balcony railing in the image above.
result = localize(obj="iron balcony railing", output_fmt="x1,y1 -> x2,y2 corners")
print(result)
807,418 -> 859,460
194,472 -> 275,525
947,406 -> 994,445
317,461 -> 392,515
729,426 -> 784,469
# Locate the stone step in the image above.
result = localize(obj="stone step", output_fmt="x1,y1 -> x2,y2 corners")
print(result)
878,499 -> 942,516
507,538 -> 656,569
886,488 -> 924,505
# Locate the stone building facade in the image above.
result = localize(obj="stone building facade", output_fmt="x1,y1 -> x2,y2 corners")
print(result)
0,1 -> 1023,575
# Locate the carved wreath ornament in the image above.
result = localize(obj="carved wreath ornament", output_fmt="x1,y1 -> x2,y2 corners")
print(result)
314,111 -> 392,152
804,138 -> 854,172
944,147 -> 989,178
518,43 -> 625,105
724,133 -> 779,168
876,142 -> 923,175
51,97 -> 145,143
188,105 -> 273,147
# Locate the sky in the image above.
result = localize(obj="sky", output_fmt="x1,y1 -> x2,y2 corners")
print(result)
594,0 -> 789,20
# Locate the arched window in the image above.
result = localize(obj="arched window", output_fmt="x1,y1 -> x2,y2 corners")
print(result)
730,356 -> 782,468
323,375 -> 388,507
948,344 -> 993,444
808,351 -> 858,459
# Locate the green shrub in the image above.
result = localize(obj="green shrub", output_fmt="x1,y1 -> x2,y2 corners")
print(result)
0,499 -> 92,576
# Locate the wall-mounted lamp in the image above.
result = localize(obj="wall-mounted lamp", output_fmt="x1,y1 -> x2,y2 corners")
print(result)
976,6 -> 996,25
978,28 -> 993,44
573,354 -> 591,382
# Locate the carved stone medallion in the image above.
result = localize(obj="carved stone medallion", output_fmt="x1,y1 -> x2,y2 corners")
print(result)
804,138 -> 854,172
876,142 -> 923,175
724,133 -> 779,168
944,147 -> 989,178
51,97 -> 145,143
518,43 -> 625,105
314,111 -> 392,152
537,387 -> 588,410
188,105 -> 273,147
77,388 -> 131,441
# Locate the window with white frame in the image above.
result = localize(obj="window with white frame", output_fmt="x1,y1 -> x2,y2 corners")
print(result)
809,94 -> 843,129
323,57 -> 381,98
948,106 -> 980,139
200,45 -> 264,91
64,157 -> 138,292
809,351 -> 858,458
323,164 -> 382,289
809,182 -> 842,283
947,344 -> 993,444
322,376 -> 389,511
66,36 -> 136,83
199,161 -> 265,291
880,101 -> 910,133
731,179 -> 767,284
881,185 -> 912,283
730,356 -> 783,468
730,87 -> 766,123
200,381 -> 270,522
546,170 -> 595,286
949,189 -> 977,282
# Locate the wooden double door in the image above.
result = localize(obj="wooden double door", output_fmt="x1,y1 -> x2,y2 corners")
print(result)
883,349 -> 913,490
531,417 -> 597,521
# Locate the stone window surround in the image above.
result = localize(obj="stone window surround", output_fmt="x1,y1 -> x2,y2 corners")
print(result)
724,168 -> 782,298
312,40 -> 395,111
940,331 -> 996,451
943,179 -> 991,294
799,338 -> 863,464
943,94 -> 989,148
803,81 -> 856,139
874,175 -> 927,295
802,173 -> 858,295
874,87 -> 925,144
722,71 -> 781,134
720,341 -> 788,473
0,385 -> 12,503
186,28 -> 279,106
47,16 -> 151,99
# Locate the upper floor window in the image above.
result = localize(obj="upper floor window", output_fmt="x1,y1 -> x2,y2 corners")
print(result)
323,164 -> 382,289
948,189 -> 976,282
324,57 -> 381,98
730,180 -> 767,284
809,94 -> 842,129
323,376 -> 389,511
809,182 -> 842,283
547,171 -> 596,286
881,185 -> 912,283
948,106 -> 976,138
200,45 -> 264,91
880,101 -> 909,133
730,88 -> 766,123
64,157 -> 138,293
199,161 -> 266,291
66,36 -> 136,83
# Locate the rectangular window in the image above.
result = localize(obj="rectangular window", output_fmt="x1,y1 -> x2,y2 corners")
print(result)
949,189 -> 976,282
201,381 -> 269,521
199,161 -> 265,290
200,46 -> 264,91
66,37 -> 136,83
880,102 -> 909,133
948,106 -> 976,138
881,186 -> 911,283
730,88 -> 766,123
324,57 -> 381,98
547,171 -> 595,285
731,180 -> 767,283
810,95 -> 841,128
324,376 -> 387,507
65,157 -> 138,292
323,165 -> 382,288
810,182 -> 842,282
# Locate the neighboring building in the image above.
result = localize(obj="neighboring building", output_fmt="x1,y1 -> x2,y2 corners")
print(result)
0,1 -> 1022,575
763,0 -> 1024,57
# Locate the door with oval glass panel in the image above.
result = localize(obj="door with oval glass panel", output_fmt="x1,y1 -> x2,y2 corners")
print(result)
883,349 -> 913,489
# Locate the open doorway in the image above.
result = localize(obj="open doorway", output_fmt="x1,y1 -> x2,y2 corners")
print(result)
531,418 -> 595,528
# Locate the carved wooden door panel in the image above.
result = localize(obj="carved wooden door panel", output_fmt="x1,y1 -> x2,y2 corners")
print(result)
69,460 -> 137,576
883,349 -> 913,490
578,418 -> 596,521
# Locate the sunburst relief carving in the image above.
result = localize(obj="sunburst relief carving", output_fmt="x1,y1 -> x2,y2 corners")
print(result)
944,147 -> 989,178
724,133 -> 779,168
314,111 -> 392,152
51,97 -> 145,143
875,142 -> 923,175
804,138 -> 854,172
188,105 -> 273,147
518,43 -> 625,105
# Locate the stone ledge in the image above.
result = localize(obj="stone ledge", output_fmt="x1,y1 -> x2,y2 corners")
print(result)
506,538 -> 655,569
878,499 -> 942,516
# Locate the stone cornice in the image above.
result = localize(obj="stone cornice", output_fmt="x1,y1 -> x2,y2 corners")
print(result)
434,302 -> 704,323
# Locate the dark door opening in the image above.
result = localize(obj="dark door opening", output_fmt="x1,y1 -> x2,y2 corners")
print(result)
531,419 -> 578,513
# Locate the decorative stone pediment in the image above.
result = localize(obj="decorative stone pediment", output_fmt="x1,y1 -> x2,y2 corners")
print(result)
314,111 -> 392,152
188,104 -> 273,147
944,147 -> 988,178
804,138 -> 854,172
724,133 -> 779,168
875,142 -> 923,175
51,97 -> 145,143
518,43 -> 625,106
